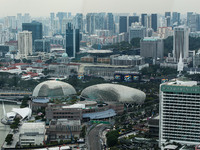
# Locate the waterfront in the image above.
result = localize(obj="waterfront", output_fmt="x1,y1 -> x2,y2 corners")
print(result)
0,102 -> 19,147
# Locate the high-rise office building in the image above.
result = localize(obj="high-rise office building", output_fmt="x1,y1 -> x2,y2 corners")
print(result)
34,39 -> 50,53
165,12 -> 171,18
187,12 -> 193,26
165,16 -> 171,27
172,12 -> 181,26
75,13 -> 83,32
141,14 -> 147,27
140,37 -> 164,61
50,13 -> 55,29
165,12 -> 171,27
107,13 -> 114,31
146,15 -> 152,29
22,21 -> 42,46
17,13 -> 22,30
173,26 -> 189,62
187,13 -> 200,32
18,30 -> 32,59
119,16 -> 127,33
151,14 -> 157,31
23,13 -> 31,23
129,16 -> 139,26
129,23 -> 146,42
86,13 -> 96,35
66,23 -> 79,58
159,79 -> 200,147
56,12 -> 67,33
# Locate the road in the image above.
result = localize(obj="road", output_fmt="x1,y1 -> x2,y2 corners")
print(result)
88,124 -> 108,150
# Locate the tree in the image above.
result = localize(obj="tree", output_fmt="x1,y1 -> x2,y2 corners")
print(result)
20,96 -> 29,108
14,59 -> 21,63
130,38 -> 141,48
106,130 -> 119,147
10,118 -> 20,129
22,58 -> 28,63
80,126 -> 87,138
5,134 -> 13,145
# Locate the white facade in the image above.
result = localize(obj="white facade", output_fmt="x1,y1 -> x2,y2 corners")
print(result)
158,27 -> 173,39
159,80 -> 200,148
18,30 -> 32,59
19,122 -> 45,146
173,26 -> 189,62
129,23 -> 146,42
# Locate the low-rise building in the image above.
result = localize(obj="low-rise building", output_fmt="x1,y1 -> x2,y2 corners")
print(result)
111,55 -> 145,66
19,122 -> 45,146
47,119 -> 81,142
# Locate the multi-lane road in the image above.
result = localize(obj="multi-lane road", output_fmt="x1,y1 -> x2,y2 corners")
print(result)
88,124 -> 109,150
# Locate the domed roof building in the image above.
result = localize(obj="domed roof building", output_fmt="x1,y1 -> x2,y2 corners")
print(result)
62,53 -> 68,58
32,80 -> 76,97
81,83 -> 146,104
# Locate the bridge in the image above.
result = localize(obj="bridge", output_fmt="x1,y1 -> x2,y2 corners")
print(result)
0,99 -> 22,104
0,90 -> 32,100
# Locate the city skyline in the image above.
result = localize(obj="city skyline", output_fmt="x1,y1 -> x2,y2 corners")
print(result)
0,0 -> 200,17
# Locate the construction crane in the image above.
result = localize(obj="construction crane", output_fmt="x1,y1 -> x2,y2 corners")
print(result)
67,125 -> 75,143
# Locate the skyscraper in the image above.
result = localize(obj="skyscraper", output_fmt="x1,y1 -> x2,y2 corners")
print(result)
165,12 -> 171,18
22,21 -> 42,46
66,23 -> 79,58
159,79 -> 200,147
129,16 -> 139,26
50,13 -> 55,29
75,13 -> 83,32
34,39 -> 50,53
187,13 -> 200,32
86,13 -> 95,35
119,16 -> 127,33
107,13 -> 114,31
141,14 -> 147,26
18,30 -> 32,59
172,12 -> 181,26
151,14 -> 157,32
129,23 -> 146,42
56,12 -> 67,33
173,26 -> 189,62
140,37 -> 164,61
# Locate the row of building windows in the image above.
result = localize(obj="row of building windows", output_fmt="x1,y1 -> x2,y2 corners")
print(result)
163,92 -> 200,96
163,128 -> 200,134
21,139 -> 35,141
162,136 -> 200,142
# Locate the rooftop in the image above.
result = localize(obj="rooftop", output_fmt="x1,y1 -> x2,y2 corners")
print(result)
51,119 -> 81,126
20,122 -> 45,134
83,109 -> 116,119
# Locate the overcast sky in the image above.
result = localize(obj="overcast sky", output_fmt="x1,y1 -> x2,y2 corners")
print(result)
0,0 -> 199,17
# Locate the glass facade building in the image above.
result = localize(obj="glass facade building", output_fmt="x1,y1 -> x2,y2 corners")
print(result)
66,23 -> 80,58
22,21 -> 42,46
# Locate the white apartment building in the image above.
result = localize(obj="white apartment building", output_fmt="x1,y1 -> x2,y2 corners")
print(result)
159,79 -> 200,148
18,30 -> 32,59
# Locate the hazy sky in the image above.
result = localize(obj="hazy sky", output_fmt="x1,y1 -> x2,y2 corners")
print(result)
0,0 -> 200,17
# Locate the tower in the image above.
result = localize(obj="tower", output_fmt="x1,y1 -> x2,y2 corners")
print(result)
66,23 -> 79,58
18,31 -> 32,59
159,79 -> 200,147
119,16 -> 127,33
22,21 -> 42,47
151,14 -> 157,32
173,26 -> 189,62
